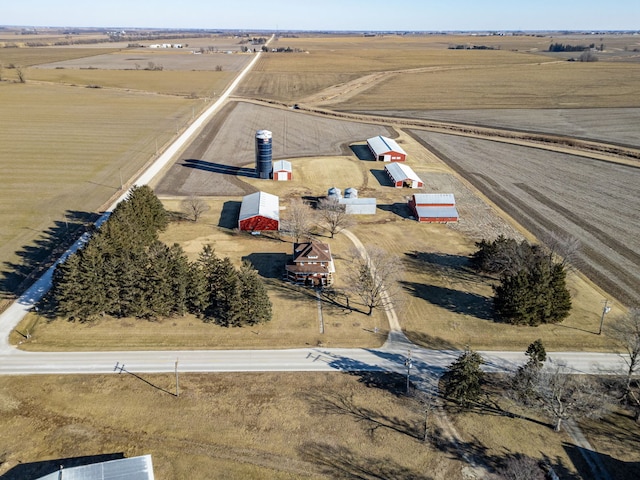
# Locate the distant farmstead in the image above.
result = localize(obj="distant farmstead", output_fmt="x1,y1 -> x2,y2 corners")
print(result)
367,135 -> 407,162
384,163 -> 424,188
409,193 -> 459,223
272,160 -> 292,181
285,241 -> 335,286
238,191 -> 280,232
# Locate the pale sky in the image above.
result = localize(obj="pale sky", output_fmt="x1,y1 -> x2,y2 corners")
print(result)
2,0 -> 639,31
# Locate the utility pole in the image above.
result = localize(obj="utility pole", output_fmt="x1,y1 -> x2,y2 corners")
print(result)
405,349 -> 412,395
175,358 -> 179,397
598,299 -> 611,335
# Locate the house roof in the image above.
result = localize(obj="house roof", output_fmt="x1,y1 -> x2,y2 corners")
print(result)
385,162 -> 423,183
292,241 -> 332,263
367,135 -> 407,156
412,193 -> 456,205
35,455 -> 154,480
239,191 -> 279,222
273,160 -> 292,172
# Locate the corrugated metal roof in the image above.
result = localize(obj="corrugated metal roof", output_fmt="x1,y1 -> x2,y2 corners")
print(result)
272,160 -> 292,171
412,193 -> 456,205
239,191 -> 280,222
384,162 -> 423,183
367,136 -> 407,156
35,455 -> 154,480
415,206 -> 459,219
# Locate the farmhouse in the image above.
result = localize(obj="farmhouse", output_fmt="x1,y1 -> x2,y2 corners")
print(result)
384,163 -> 424,188
367,135 -> 407,162
238,191 -> 280,232
285,241 -> 335,286
272,160 -> 292,181
409,193 -> 459,223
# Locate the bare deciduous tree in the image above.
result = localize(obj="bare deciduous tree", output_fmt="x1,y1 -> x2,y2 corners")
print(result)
540,231 -> 581,272
181,195 -> 209,222
316,197 -> 353,238
281,198 -> 314,243
608,308 -> 640,420
15,65 -> 26,83
345,245 -> 401,316
534,362 -> 610,431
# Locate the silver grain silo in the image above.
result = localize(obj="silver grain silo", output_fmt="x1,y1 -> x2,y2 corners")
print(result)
255,130 -> 273,179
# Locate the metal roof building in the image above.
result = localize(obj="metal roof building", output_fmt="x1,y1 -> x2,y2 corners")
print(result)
367,135 -> 407,162
339,197 -> 377,215
35,455 -> 154,480
384,162 -> 424,188
272,160 -> 292,181
409,193 -> 459,223
238,191 -> 280,231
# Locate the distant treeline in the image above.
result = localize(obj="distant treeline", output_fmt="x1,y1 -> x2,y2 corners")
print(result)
548,42 -> 595,52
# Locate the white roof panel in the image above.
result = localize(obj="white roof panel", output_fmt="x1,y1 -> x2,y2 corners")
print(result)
384,162 -> 422,183
413,193 -> 456,205
415,206 -> 459,219
35,455 -> 154,480
272,160 -> 292,171
239,191 -> 280,222
367,136 -> 407,156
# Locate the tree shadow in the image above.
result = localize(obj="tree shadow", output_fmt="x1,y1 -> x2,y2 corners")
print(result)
182,158 -> 256,177
219,200 -> 241,229
0,210 -> 99,299
377,202 -> 413,219
404,331 -> 458,350
304,389 -> 423,440
561,443 -> 625,480
401,281 -> 494,321
299,441 -> 433,480
0,453 -> 125,480
403,251 -> 477,280
242,253 -> 288,278
349,144 -> 376,161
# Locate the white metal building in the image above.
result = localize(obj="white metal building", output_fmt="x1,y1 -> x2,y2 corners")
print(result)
35,455 -> 155,480
339,197 -> 377,215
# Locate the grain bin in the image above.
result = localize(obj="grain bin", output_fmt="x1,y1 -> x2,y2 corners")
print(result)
327,187 -> 342,199
255,129 -> 273,179
344,187 -> 358,198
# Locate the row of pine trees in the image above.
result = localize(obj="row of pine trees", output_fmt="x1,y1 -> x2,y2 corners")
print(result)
51,186 -> 272,326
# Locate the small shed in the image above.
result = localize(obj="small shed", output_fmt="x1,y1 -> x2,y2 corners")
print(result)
384,163 -> 424,188
339,197 -> 377,215
367,135 -> 407,162
238,191 -> 280,231
272,160 -> 292,181
409,193 -> 459,223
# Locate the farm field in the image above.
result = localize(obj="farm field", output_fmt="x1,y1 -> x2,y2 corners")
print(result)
361,108 -> 640,148
0,372 -> 593,480
408,129 -> 640,308
153,101 -> 389,196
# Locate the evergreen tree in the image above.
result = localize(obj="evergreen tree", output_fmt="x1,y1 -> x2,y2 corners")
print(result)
237,260 -> 272,326
442,347 -> 485,407
494,257 -> 571,326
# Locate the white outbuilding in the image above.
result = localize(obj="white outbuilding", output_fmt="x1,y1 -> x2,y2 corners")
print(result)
367,135 -> 407,162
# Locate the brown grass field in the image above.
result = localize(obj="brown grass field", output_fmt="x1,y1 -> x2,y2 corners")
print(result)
2,32 -> 640,478
0,372 -> 585,480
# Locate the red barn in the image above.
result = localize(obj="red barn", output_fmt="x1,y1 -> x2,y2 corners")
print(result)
384,162 -> 424,188
409,193 -> 459,223
367,135 -> 407,162
238,191 -> 279,231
